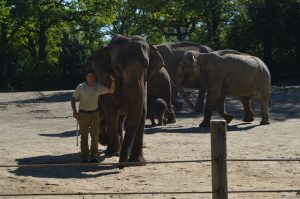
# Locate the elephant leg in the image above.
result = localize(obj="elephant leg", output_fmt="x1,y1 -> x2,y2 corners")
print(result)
239,96 -> 254,122
167,112 -> 176,124
99,117 -> 108,146
200,90 -> 221,127
119,103 -> 144,167
128,107 -> 146,165
105,113 -> 121,157
216,95 -> 233,124
150,113 -> 156,126
117,115 -> 126,153
258,95 -> 270,125
157,112 -> 164,126
171,87 -> 183,111
166,95 -> 176,124
195,89 -> 206,112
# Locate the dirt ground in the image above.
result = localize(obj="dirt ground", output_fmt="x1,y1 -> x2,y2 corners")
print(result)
0,86 -> 299,199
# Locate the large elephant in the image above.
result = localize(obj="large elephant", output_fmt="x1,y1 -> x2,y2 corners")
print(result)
155,41 -> 213,112
179,50 -> 271,127
147,67 -> 176,124
90,34 -> 164,167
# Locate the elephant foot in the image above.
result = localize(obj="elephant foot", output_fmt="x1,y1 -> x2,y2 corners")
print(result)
118,155 -> 146,170
199,121 -> 210,128
243,115 -> 254,122
167,114 -> 176,124
105,148 -> 120,158
167,119 -> 176,124
128,155 -> 146,166
224,114 -> 234,124
157,121 -> 163,126
260,120 -> 270,125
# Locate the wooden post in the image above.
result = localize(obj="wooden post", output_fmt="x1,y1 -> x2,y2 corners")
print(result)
210,120 -> 228,199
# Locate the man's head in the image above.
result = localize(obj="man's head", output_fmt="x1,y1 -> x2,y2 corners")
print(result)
85,69 -> 96,86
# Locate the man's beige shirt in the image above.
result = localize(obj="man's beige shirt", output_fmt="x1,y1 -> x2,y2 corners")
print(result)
72,82 -> 110,111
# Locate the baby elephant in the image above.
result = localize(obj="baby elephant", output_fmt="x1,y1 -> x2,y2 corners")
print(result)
148,98 -> 170,126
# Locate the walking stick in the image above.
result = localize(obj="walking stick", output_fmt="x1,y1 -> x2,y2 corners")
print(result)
76,119 -> 79,146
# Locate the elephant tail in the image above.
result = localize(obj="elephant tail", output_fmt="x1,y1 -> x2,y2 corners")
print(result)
269,96 -> 272,107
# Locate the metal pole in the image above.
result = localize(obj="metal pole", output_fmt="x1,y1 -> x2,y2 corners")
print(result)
76,120 -> 79,146
210,120 -> 228,199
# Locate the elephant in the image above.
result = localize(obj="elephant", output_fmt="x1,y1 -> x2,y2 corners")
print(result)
179,50 -> 271,127
147,98 -> 168,126
155,41 -> 213,112
176,49 -> 251,111
90,34 -> 165,167
147,67 -> 176,124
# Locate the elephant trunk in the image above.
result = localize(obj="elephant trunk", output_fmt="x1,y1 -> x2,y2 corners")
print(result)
176,63 -> 195,109
119,77 -> 145,164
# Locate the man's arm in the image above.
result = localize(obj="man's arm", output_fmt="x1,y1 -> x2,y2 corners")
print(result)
71,97 -> 78,119
106,74 -> 116,94
97,75 -> 116,95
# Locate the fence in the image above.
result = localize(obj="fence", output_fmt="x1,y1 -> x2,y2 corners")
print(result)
0,120 -> 299,198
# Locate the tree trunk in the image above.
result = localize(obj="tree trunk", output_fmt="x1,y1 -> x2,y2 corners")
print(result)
38,23 -> 47,61
0,23 -> 9,90
176,26 -> 185,41
263,0 -> 274,67
28,35 -> 37,59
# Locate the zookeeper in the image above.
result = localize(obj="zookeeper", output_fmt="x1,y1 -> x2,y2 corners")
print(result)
71,68 -> 116,163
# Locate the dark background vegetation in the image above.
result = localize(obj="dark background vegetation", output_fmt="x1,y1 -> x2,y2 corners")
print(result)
0,0 -> 299,91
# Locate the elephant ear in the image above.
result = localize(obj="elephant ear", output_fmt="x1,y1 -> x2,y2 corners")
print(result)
90,46 -> 114,85
91,45 -> 114,74
147,45 -> 165,80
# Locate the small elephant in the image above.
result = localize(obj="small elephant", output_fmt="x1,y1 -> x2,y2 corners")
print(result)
147,98 -> 168,126
147,67 -> 176,124
179,50 -> 271,127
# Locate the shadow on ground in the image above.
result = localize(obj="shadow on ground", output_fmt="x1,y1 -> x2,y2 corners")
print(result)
11,152 -> 119,179
39,130 -> 78,138
6,91 -> 73,104
145,122 -> 260,134
145,126 -> 209,134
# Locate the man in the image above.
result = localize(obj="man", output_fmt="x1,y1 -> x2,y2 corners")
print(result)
71,69 -> 116,163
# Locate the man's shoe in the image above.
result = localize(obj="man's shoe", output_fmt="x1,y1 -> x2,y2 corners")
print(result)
90,158 -> 99,163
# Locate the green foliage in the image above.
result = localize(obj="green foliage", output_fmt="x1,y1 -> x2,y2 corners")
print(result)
0,0 -> 299,91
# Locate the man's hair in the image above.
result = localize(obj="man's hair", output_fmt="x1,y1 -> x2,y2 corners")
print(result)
85,68 -> 96,75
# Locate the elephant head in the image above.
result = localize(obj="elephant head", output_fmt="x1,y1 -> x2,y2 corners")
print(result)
91,34 -> 165,165
176,50 -> 202,109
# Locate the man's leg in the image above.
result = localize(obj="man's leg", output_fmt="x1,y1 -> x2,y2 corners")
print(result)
90,112 -> 100,162
78,112 -> 91,162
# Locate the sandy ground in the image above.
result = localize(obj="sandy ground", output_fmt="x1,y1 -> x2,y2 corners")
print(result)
0,86 -> 299,199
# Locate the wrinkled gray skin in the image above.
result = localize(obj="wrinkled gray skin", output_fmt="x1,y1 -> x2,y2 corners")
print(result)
155,42 -> 213,112
179,50 -> 271,127
91,34 -> 164,168
147,98 -> 168,126
176,49 -> 249,111
147,67 -> 176,124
